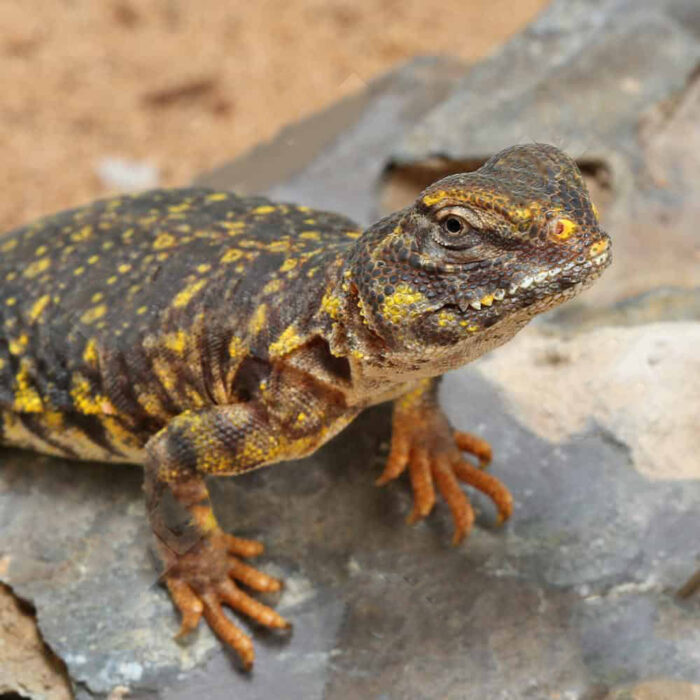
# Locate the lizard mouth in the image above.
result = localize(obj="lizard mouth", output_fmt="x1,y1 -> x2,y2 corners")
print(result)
457,246 -> 611,313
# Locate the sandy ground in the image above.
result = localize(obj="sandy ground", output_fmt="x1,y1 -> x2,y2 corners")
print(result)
0,0 -> 547,234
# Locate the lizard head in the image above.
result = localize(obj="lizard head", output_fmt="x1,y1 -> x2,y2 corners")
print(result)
348,143 -> 611,366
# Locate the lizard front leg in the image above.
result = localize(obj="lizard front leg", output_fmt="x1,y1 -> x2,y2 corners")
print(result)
144,404 -> 291,670
376,377 -> 513,543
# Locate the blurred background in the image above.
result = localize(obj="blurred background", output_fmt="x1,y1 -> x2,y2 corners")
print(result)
0,0 -> 546,233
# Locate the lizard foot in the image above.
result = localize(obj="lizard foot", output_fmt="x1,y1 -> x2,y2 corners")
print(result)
376,408 -> 512,544
162,521 -> 289,671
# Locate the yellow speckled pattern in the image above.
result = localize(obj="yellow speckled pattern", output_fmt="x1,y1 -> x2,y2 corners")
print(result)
0,144 -> 611,669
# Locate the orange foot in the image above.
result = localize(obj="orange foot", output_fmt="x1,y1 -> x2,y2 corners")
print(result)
376,405 -> 513,544
161,519 -> 289,671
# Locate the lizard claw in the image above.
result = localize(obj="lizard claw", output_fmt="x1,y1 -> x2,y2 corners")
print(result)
163,531 -> 289,671
377,407 -> 512,543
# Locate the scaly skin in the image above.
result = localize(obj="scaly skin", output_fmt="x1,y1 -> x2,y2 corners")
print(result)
0,144 -> 611,669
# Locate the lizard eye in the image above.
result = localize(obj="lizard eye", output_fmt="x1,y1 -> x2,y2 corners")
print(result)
548,216 -> 577,241
434,207 -> 478,250
443,216 -> 466,235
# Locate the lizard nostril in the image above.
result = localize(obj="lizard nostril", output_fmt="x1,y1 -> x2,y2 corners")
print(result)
589,239 -> 609,257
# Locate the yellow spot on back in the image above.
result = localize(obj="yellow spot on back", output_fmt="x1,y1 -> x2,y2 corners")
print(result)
197,263 -> 212,273
13,359 -> 43,413
88,255 -> 100,264
118,264 -> 132,274
23,257 -> 51,279
164,331 -> 188,355
1,238 -> 18,253
154,232 -> 177,250
173,279 -> 207,308
206,193 -> 228,202
9,334 -> 29,355
83,338 -> 99,366
5,297 -> 16,307
81,305 -> 107,324
221,248 -> 243,263
222,221 -> 246,233
252,205 -> 275,215
268,240 -> 291,253
71,374 -> 113,415
28,295 -> 51,322
280,258 -> 297,272
262,278 -> 282,295
248,304 -> 267,335
71,226 -> 93,242
300,231 -> 321,241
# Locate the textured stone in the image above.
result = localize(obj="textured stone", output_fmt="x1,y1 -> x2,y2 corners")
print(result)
604,680 -> 700,700
476,322 -> 700,481
544,286 -> 700,330
0,583 -> 72,700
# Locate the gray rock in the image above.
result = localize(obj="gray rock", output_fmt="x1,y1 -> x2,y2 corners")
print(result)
544,286 -> 700,330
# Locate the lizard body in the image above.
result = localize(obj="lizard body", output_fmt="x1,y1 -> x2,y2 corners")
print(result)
0,144 -> 611,668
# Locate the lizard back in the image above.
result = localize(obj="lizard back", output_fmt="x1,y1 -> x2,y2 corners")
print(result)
0,188 -> 360,462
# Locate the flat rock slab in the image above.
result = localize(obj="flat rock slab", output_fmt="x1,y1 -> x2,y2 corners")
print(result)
1,323 -> 699,698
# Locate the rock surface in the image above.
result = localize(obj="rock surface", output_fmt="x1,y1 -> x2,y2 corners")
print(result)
1,0 -> 700,697
0,583 -> 72,700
